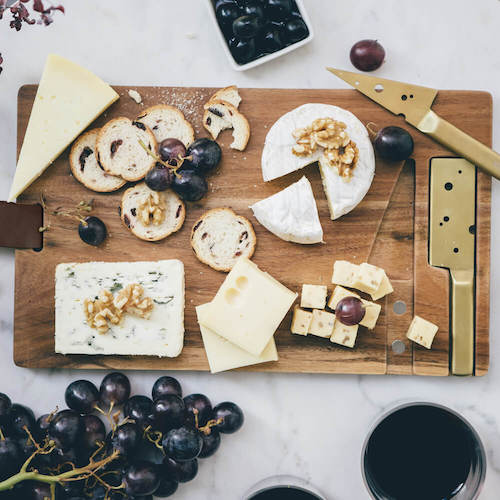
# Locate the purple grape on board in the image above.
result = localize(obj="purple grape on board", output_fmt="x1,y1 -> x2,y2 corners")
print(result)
158,138 -> 187,166
78,216 -> 107,246
171,169 -> 208,202
335,296 -> 366,326
374,126 -> 414,161
185,138 -> 222,174
145,163 -> 173,192
350,39 -> 385,72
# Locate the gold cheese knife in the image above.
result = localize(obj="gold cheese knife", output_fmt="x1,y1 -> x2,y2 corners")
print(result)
326,68 -> 500,180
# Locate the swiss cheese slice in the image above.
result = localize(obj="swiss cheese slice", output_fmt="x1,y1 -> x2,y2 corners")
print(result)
250,176 -> 323,244
196,304 -> 278,373
8,54 -> 119,201
199,257 -> 297,356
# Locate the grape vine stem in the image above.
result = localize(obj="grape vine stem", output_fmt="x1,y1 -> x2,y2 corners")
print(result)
0,449 -> 120,493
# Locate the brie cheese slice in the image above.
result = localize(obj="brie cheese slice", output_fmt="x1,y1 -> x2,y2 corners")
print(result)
250,176 -> 323,244
261,103 -> 375,219
9,54 -> 119,201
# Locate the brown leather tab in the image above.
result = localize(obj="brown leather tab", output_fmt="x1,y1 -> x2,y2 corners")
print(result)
0,201 -> 43,249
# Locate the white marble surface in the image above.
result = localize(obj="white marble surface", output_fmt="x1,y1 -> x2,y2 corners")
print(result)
1,0 -> 499,498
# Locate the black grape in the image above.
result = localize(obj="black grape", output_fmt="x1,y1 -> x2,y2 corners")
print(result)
65,380 -> 99,414
109,422 -> 141,457
79,414 -> 106,452
48,410 -> 81,450
99,372 -> 131,408
198,429 -> 221,458
163,426 -> 202,462
152,395 -> 186,433
9,404 -> 36,438
214,401 -> 244,433
123,460 -> 161,497
124,396 -> 154,430
183,394 -> 213,427
152,376 -> 182,400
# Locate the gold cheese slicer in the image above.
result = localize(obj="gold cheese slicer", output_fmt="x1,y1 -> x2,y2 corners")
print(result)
326,68 -> 500,180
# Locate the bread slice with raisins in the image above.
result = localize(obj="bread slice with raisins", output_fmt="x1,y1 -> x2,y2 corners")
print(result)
136,105 -> 195,147
120,182 -> 185,242
203,100 -> 250,151
96,117 -> 157,182
205,85 -> 242,109
191,207 -> 256,272
70,129 -> 126,192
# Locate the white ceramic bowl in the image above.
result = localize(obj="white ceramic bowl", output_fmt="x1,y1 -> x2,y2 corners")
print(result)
206,0 -> 314,71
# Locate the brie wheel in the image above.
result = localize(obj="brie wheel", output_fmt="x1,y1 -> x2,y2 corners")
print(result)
250,176 -> 323,244
261,103 -> 375,219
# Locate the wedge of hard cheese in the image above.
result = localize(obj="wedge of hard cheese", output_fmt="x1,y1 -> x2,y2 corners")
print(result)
199,257 -> 297,357
9,54 -> 119,201
196,304 -> 278,373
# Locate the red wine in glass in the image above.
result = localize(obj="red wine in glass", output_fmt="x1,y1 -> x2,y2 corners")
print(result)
362,403 -> 486,500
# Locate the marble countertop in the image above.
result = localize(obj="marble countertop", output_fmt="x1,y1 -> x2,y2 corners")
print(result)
1,1 -> 499,498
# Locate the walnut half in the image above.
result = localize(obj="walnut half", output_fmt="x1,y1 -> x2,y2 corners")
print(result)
138,192 -> 165,226
291,117 -> 359,180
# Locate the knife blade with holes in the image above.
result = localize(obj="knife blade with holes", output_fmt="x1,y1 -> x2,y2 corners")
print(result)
326,68 -> 500,180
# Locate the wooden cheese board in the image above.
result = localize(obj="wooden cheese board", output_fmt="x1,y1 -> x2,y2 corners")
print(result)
13,85 -> 491,376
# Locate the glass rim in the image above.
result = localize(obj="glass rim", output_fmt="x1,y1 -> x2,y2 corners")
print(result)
360,400 -> 487,500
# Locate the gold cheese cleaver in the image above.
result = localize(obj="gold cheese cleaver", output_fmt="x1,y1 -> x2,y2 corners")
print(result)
429,158 -> 476,376
326,68 -> 500,180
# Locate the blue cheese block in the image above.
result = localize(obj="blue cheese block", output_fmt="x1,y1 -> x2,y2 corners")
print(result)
55,260 -> 184,357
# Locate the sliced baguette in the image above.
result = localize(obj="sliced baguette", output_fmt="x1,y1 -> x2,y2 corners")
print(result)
204,85 -> 241,109
96,117 -> 157,182
121,182 -> 185,242
203,100 -> 250,151
69,129 -> 126,192
137,104 -> 195,147
191,207 -> 256,272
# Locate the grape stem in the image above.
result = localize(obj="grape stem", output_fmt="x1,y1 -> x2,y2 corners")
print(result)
138,139 -> 183,178
0,450 -> 120,492
366,122 -> 379,141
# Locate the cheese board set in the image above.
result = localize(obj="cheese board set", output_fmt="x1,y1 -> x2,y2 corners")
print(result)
5,54 -> 492,379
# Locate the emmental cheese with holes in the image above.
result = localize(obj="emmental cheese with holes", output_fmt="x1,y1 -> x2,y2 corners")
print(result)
198,257 -> 297,356
9,55 -> 119,201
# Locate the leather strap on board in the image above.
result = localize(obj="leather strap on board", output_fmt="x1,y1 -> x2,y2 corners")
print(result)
0,201 -> 43,249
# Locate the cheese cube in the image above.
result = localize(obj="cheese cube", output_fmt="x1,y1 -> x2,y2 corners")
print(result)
291,306 -> 313,336
330,322 -> 358,348
308,309 -> 335,338
371,273 -> 394,301
327,285 -> 360,309
196,304 -> 278,373
406,316 -> 439,349
55,260 -> 184,357
352,263 -> 385,294
301,284 -> 328,309
199,257 -> 297,357
331,260 -> 360,287
360,300 -> 381,330
328,286 -> 380,330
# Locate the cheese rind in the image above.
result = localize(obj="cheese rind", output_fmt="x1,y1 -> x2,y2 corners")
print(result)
406,316 -> 439,349
330,322 -> 358,348
250,176 -> 323,244
301,284 -> 328,309
199,257 -> 297,356
196,304 -> 278,373
291,306 -> 313,336
9,54 -> 119,201
55,260 -> 184,357
331,261 -> 360,288
308,309 -> 335,338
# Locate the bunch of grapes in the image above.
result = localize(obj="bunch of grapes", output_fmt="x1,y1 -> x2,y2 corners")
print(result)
0,373 -> 244,499
0,0 -> 64,74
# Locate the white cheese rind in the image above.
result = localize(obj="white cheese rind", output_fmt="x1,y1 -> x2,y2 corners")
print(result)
261,103 -> 375,219
9,54 -> 119,201
196,304 -> 278,373
55,260 -> 184,357
250,176 -> 323,244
